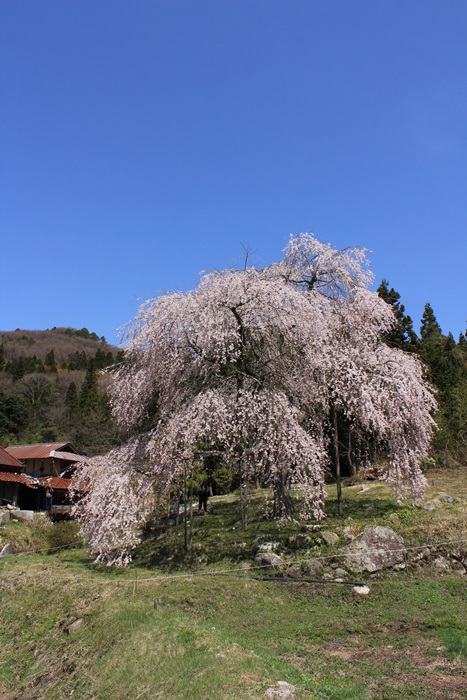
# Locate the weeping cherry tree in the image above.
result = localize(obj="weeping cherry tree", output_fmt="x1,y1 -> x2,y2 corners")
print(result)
72,233 -> 436,564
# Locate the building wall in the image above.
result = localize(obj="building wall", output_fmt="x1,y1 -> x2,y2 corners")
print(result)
22,458 -> 70,476
0,482 -> 19,506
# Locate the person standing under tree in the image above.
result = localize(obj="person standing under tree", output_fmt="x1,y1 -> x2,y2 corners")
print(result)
198,480 -> 209,512
45,487 -> 53,512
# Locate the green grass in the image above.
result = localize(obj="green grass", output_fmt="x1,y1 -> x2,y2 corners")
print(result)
0,468 -> 466,699
437,629 -> 467,659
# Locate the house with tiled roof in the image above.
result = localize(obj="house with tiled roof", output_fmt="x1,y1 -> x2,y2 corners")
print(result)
5,442 -> 86,478
0,445 -> 38,507
2,443 -> 88,513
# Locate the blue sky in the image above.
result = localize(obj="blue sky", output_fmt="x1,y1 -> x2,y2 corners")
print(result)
1,0 -> 466,346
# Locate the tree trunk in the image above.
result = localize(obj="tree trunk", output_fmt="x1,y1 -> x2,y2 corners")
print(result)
240,472 -> 248,529
188,471 -> 193,552
273,472 -> 294,518
174,487 -> 181,539
333,405 -> 343,516
183,466 -> 188,552
348,429 -> 357,477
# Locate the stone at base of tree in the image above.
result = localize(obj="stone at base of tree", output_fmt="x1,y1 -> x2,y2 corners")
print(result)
0,543 -> 12,557
343,525 -> 406,573
285,564 -> 302,579
343,526 -> 356,541
303,558 -> 323,578
319,531 -> 339,546
264,681 -> 298,699
436,493 -> 453,503
257,541 -> 280,552
432,556 -> 451,572
288,533 -> 311,549
67,619 -> 83,634
353,585 -> 370,596
254,552 -> 282,569
11,510 -> 34,523
334,568 -> 348,578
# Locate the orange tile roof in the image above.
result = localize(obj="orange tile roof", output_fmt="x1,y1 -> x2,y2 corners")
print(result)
0,472 -> 38,488
39,476 -> 89,492
38,476 -> 72,490
0,446 -> 25,471
52,451 -> 87,463
5,444 -> 86,463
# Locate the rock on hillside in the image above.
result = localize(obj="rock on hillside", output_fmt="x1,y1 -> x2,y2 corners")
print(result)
343,525 -> 406,573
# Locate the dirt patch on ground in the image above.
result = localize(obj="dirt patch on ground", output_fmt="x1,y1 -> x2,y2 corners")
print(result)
296,638 -> 467,698
387,667 -> 467,700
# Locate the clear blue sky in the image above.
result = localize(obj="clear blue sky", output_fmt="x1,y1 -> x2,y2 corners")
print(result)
1,0 -> 466,346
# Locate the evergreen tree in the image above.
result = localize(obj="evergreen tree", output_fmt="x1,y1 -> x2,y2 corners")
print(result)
79,360 -> 100,415
44,349 -> 58,373
376,279 -> 417,350
0,390 -> 29,441
418,303 -> 445,387
420,303 -> 442,341
76,393 -> 116,456
67,350 -> 88,370
6,356 -> 26,381
65,381 -> 79,415
418,307 -> 467,461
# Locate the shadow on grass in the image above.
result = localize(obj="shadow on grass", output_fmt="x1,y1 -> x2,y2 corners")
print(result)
133,489 -> 400,572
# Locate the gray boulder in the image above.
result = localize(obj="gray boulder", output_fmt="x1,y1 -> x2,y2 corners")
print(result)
67,618 -> 84,634
254,552 -> 282,570
0,510 -> 10,525
264,681 -> 297,699
353,585 -> 371,596
343,526 -> 356,541
0,543 -> 12,557
432,555 -> 451,572
11,509 -> 34,523
436,493 -> 453,503
257,541 -> 280,552
343,525 -> 406,573
303,558 -> 324,578
285,564 -> 302,579
320,531 -> 339,546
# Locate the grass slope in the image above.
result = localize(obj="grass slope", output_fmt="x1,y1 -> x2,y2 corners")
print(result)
0,469 -> 466,699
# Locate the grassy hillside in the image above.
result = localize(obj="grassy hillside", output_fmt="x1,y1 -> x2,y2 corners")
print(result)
1,469 -> 466,699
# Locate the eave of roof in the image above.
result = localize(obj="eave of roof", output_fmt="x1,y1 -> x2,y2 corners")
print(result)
5,444 -> 85,462
39,475 -> 89,492
0,472 -> 39,489
0,445 -> 25,470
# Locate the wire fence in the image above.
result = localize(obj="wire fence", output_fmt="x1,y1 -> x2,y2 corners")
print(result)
1,537 -> 465,589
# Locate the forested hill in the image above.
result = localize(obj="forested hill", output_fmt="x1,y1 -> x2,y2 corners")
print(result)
0,328 -> 122,456
0,327 -> 122,375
